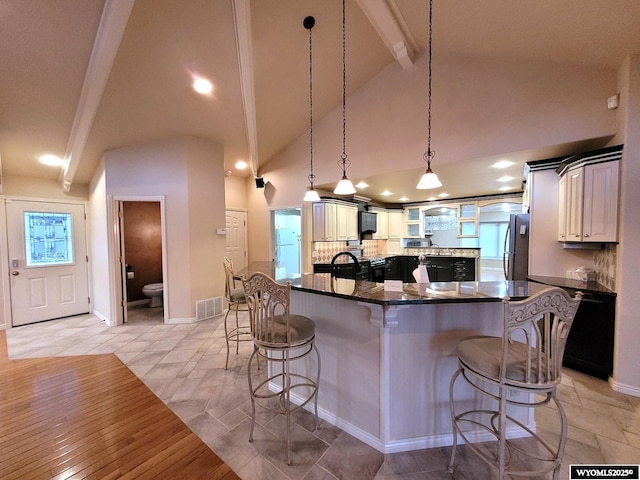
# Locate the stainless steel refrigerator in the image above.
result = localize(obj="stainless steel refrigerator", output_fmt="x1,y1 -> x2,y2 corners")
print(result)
503,214 -> 530,281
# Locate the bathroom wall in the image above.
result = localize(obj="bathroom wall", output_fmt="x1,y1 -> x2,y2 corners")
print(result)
123,201 -> 162,302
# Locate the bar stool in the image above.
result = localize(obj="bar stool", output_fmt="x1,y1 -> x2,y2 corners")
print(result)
241,272 -> 320,465
448,286 -> 582,480
222,257 -> 251,369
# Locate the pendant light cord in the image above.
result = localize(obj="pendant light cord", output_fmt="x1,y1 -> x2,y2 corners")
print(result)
308,20 -> 315,186
340,0 -> 349,172
426,0 -> 434,167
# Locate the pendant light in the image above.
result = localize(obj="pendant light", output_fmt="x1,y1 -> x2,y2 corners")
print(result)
417,0 -> 443,190
303,16 -> 321,202
333,0 -> 356,195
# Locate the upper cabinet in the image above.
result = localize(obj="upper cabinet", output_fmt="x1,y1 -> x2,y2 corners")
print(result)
404,207 -> 422,238
312,201 -> 357,242
557,146 -> 621,243
312,202 -> 337,241
336,203 -> 358,241
371,208 -> 389,239
457,202 -> 478,238
388,210 -> 402,239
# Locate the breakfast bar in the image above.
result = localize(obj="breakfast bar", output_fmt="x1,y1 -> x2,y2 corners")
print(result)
238,262 -> 549,454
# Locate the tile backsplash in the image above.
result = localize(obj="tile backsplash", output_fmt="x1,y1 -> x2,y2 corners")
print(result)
594,244 -> 616,291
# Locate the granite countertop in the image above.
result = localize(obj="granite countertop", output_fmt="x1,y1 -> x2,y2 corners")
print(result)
527,275 -> 616,296
236,262 -> 549,306
294,274 -> 547,305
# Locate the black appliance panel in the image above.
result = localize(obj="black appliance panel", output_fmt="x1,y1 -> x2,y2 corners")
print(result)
384,257 -> 401,281
330,260 -> 370,280
561,289 -> 615,379
369,259 -> 385,283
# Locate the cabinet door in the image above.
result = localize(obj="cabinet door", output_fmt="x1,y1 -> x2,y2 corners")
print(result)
582,161 -> 619,242
388,211 -> 402,239
372,210 -> 388,239
312,202 -> 336,241
336,204 -> 357,240
557,174 -> 568,241
457,202 -> 478,238
565,168 -> 584,241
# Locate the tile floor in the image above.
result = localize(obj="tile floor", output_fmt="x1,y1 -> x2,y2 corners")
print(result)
5,307 -> 640,480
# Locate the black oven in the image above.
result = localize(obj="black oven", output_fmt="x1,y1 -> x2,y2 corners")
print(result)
369,258 -> 385,283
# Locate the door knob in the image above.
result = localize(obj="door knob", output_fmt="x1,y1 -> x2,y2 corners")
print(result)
11,271 -> 19,276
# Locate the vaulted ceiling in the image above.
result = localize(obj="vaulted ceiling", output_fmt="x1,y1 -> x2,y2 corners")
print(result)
2,0 -> 640,201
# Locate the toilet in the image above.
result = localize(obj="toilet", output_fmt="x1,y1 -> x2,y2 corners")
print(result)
142,283 -> 163,307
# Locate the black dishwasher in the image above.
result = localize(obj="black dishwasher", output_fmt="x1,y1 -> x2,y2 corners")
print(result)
561,288 -> 616,379
529,276 -> 616,380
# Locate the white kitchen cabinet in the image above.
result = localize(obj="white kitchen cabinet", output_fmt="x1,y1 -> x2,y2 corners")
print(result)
558,160 -> 619,243
404,207 -> 422,238
457,202 -> 478,238
388,211 -> 402,239
336,203 -> 358,241
312,202 -> 336,241
371,208 -> 388,239
557,174 -> 567,241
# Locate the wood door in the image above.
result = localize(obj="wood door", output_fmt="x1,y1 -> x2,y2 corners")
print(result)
6,200 -> 90,326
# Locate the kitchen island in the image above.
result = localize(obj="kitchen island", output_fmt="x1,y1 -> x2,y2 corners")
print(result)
237,262 -> 548,453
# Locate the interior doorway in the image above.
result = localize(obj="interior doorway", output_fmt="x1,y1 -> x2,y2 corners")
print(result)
272,209 -> 301,280
112,197 -> 168,326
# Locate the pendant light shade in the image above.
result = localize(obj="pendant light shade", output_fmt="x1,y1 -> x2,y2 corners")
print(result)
303,187 -> 320,202
417,0 -> 443,190
333,0 -> 356,196
417,151 -> 442,189
303,16 -> 321,202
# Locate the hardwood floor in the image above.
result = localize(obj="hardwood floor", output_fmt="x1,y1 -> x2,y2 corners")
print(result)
0,330 -> 240,480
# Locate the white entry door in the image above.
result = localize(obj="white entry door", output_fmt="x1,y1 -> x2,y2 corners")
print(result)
6,200 -> 90,326
225,209 -> 247,272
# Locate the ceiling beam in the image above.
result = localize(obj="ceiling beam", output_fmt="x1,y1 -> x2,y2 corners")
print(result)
232,0 -> 259,178
61,0 -> 135,192
355,0 -> 418,69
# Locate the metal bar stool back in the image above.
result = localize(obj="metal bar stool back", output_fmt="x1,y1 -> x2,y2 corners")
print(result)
449,286 -> 583,479
241,272 -> 320,465
223,257 -> 250,369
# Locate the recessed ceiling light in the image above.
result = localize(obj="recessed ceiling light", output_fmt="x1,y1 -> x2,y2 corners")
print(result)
497,175 -> 514,182
492,160 -> 514,169
192,77 -> 213,95
427,196 -> 437,201
39,154 -> 65,167
499,185 -> 513,191
381,190 -> 393,196
438,192 -> 449,198
398,196 -> 409,202
235,160 -> 248,170
355,181 -> 369,189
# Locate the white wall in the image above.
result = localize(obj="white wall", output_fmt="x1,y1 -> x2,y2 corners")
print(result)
102,136 -> 226,323
247,51 -> 616,263
1,175 -> 89,200
87,163 -> 111,323
224,175 -> 248,209
611,55 -> 640,395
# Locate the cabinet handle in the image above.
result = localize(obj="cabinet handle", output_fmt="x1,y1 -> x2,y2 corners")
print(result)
584,234 -> 590,237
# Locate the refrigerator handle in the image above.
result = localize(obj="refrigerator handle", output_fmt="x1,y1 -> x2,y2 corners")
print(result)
503,222 -> 511,279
